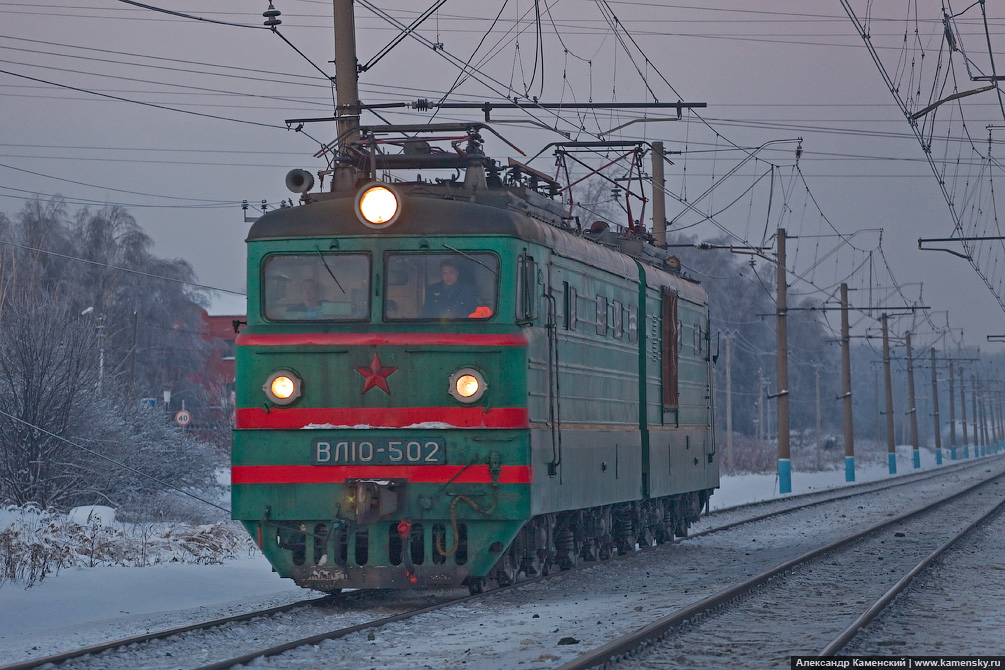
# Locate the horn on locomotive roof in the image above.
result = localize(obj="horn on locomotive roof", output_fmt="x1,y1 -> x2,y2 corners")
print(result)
285,169 -> 315,194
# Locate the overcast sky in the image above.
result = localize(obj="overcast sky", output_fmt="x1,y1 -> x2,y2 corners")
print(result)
4,0 -> 1005,354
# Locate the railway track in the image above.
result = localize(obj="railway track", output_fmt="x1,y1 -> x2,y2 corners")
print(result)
0,589 -> 464,670
3,456 -> 999,670
691,455 -> 987,535
559,464 -> 1005,669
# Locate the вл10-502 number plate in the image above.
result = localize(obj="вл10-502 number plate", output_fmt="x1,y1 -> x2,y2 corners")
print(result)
312,438 -> 446,465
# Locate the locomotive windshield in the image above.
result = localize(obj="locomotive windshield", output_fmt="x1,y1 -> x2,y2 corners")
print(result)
262,253 -> 370,321
384,252 -> 498,321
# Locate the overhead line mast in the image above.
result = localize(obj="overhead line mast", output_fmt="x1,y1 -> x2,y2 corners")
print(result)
334,0 -> 361,152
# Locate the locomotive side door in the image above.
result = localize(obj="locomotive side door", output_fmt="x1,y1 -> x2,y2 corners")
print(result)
661,287 -> 680,423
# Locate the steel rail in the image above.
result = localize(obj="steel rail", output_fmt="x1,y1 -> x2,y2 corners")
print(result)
818,491 -> 1005,656
556,465 -> 1005,670
192,589 -> 488,670
693,456 -> 990,537
0,596 -> 330,670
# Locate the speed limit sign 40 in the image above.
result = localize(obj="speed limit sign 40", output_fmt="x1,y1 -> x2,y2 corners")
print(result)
174,409 -> 192,427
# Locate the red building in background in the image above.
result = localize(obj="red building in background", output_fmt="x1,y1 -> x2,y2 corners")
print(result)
187,293 -> 245,444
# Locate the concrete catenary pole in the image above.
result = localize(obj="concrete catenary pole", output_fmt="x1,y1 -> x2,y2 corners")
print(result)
960,368 -> 970,459
652,141 -> 666,247
334,0 -> 361,154
815,367 -> 822,470
776,229 -> 791,494
948,359 -> 957,460
988,383 -> 998,446
840,283 -> 854,481
905,332 -> 920,469
930,348 -> 942,465
757,368 -> 764,447
992,385 -> 1000,454
978,376 -> 989,456
972,374 -> 979,457
992,387 -> 1000,456
725,333 -> 733,470
882,314 -> 896,474
876,369 -> 882,445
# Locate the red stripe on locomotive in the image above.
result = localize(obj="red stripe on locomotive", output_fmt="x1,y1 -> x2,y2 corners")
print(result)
231,464 -> 532,485
234,406 -> 529,429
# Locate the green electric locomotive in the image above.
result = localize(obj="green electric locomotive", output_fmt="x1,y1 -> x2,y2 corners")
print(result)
231,125 -> 718,592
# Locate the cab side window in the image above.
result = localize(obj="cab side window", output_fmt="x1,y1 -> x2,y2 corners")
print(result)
384,252 -> 498,321
262,253 -> 370,322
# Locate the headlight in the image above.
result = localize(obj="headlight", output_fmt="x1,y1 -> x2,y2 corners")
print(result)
356,183 -> 401,228
448,368 -> 486,403
264,370 -> 302,405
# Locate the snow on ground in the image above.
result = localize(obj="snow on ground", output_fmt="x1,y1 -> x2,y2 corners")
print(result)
0,554 -> 305,660
709,444 -> 945,509
0,445 -> 974,664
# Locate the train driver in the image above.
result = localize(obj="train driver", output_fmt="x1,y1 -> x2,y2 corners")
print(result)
420,258 -> 479,319
285,278 -> 324,319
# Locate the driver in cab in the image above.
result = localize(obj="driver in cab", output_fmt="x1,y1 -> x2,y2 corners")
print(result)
420,259 -> 480,319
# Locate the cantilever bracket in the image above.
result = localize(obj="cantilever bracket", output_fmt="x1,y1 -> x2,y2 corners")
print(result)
918,235 -> 1005,260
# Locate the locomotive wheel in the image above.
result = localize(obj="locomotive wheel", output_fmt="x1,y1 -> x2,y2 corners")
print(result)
558,551 -> 578,571
555,526 -> 578,571
519,549 -> 548,578
539,551 -> 554,576
466,577 -> 486,595
494,552 -> 519,586
598,540 -> 614,561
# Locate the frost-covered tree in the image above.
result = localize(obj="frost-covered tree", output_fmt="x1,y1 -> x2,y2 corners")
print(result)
0,198 -> 222,516
0,291 -> 99,506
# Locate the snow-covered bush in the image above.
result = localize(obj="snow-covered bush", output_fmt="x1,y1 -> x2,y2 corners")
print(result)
0,505 -> 256,589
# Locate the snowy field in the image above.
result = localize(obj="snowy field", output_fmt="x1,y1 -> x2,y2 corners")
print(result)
0,446 -> 974,664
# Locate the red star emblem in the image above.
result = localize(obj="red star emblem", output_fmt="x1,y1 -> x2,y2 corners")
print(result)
355,352 -> 397,394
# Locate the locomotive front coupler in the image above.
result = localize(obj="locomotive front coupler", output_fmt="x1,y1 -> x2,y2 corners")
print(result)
338,478 -> 407,525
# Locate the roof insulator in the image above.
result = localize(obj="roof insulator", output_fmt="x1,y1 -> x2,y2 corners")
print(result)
263,3 -> 282,27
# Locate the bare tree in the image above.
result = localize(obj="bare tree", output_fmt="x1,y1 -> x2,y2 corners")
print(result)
0,198 -> 222,515
0,291 -> 99,507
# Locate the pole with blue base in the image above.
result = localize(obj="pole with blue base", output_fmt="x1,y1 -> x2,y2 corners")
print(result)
882,314 -> 897,476
840,283 -> 855,483
930,348 -> 942,467
905,332 -> 921,470
775,229 -> 791,495
959,368 -> 969,460
778,458 -> 791,495
948,359 -> 957,461
971,373 -> 979,459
